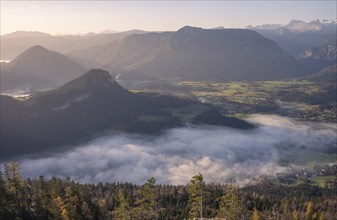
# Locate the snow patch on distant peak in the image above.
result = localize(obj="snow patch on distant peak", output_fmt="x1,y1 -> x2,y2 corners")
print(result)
250,19 -> 336,33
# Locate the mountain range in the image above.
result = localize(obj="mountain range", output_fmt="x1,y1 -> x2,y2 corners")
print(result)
68,26 -> 304,81
0,30 -> 146,60
0,45 -> 86,92
249,19 -> 336,33
0,26 -> 309,90
1,69 -> 255,159
298,38 -> 336,74
299,38 -> 336,60
248,19 -> 337,56
2,19 -> 335,60
1,24 -> 334,93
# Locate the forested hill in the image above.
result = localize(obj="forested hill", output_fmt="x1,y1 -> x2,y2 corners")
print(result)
1,69 -> 255,160
1,162 -> 336,219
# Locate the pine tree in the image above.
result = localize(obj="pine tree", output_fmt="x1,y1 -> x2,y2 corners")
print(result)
217,184 -> 244,220
32,176 -> 51,218
0,168 -> 11,218
4,162 -> 27,218
115,189 -> 131,220
51,196 -> 68,220
133,177 -> 158,219
64,178 -> 79,220
188,173 -> 204,219
49,176 -> 63,199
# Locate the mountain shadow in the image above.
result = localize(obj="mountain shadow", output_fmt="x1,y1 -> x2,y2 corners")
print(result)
1,69 -> 255,159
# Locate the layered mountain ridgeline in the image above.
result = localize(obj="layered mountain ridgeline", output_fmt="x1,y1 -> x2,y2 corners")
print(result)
298,39 -> 337,74
249,19 -> 336,33
0,45 -> 86,92
1,69 -> 255,159
248,19 -> 336,56
69,26 -> 304,81
0,30 -> 146,60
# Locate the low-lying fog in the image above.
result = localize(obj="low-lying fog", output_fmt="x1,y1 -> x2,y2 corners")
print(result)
17,115 -> 337,185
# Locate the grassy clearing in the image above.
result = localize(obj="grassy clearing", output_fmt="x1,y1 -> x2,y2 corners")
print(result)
292,175 -> 336,188
311,175 -> 336,188
185,81 -> 312,105
278,101 -> 320,111
125,78 -> 336,122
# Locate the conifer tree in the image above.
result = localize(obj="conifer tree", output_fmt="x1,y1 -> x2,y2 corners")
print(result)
64,178 -> 79,219
4,162 -> 27,218
0,168 -> 11,218
32,175 -> 51,218
134,177 -> 158,219
51,196 -> 68,220
188,173 -> 204,219
116,189 -> 132,220
49,176 -> 63,199
217,183 -> 244,220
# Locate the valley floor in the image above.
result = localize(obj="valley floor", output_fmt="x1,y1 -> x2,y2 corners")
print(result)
120,79 -> 337,123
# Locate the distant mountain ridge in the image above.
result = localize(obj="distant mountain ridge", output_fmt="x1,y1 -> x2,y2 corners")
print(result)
0,30 -> 147,60
0,45 -> 86,92
2,31 -> 52,38
298,39 -> 337,74
249,19 -> 336,33
247,19 -> 336,56
69,26 -> 304,81
299,38 -> 336,61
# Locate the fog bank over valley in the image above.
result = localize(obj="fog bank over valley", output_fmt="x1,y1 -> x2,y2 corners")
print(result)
12,115 -> 335,185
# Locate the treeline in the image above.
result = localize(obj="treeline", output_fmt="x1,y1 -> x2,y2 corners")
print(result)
1,162 -> 336,219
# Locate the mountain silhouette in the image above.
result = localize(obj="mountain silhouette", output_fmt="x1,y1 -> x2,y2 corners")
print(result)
69,26 -> 305,81
1,69 -> 255,159
1,45 -> 86,92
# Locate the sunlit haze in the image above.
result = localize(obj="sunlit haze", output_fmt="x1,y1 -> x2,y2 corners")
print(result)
1,1 -> 336,35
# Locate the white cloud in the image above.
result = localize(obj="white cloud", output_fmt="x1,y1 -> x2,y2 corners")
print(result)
16,115 -> 337,185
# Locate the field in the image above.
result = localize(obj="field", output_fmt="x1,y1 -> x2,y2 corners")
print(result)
122,79 -> 336,123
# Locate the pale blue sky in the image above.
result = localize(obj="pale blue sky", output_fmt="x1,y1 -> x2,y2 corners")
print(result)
1,1 -> 336,35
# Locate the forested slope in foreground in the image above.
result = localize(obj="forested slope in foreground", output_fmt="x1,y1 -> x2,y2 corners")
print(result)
1,162 -> 336,220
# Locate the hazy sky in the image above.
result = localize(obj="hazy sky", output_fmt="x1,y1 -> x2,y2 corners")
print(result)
1,1 -> 336,35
